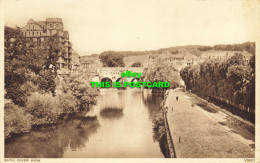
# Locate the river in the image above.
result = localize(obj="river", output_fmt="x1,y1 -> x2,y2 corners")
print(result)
5,88 -> 165,158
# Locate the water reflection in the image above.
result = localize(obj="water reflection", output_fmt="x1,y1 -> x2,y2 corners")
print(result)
5,117 -> 100,158
143,92 -> 164,119
5,89 -> 165,158
100,107 -> 124,119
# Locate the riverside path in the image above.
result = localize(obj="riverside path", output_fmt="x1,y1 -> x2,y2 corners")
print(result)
164,88 -> 255,158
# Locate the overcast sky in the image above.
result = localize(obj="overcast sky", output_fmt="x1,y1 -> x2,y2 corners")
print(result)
4,0 -> 258,55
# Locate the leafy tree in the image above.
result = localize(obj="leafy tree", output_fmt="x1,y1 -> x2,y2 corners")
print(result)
59,68 -> 99,110
99,51 -> 125,67
146,58 -> 180,91
180,53 -> 255,114
5,27 -> 31,105
5,27 -> 63,105
131,62 -> 142,67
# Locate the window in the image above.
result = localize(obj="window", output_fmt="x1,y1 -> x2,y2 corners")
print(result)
50,23 -> 53,28
33,25 -> 34,29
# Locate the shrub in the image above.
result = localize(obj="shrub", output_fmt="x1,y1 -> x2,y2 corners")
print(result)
131,62 -> 142,67
56,91 -> 79,115
26,92 -> 62,125
152,109 -> 166,141
4,101 -> 32,138
59,71 -> 99,110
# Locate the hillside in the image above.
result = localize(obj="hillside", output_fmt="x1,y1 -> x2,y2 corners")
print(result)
80,42 -> 255,58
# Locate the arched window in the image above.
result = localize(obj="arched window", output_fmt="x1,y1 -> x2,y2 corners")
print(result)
33,32 -> 34,36
50,23 -> 53,28
33,25 -> 34,29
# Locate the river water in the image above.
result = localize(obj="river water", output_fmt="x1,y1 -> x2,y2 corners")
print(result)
5,88 -> 165,158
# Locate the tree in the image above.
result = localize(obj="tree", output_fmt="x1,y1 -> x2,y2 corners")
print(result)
180,53 -> 255,113
4,27 -> 62,105
5,27 -> 31,105
99,51 -> 125,67
59,68 -> 99,110
131,62 -> 142,67
146,58 -> 180,92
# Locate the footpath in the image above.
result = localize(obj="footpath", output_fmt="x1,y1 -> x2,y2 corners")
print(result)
164,88 -> 255,158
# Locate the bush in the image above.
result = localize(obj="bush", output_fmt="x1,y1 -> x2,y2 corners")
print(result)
59,71 -> 99,110
4,101 -> 32,138
26,93 -> 62,125
25,92 -> 79,126
131,62 -> 142,67
56,91 -> 79,115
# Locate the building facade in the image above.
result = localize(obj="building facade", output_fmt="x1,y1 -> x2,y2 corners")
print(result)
21,18 -> 79,71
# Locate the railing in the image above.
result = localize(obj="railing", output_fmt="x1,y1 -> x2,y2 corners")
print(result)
163,107 -> 177,158
162,91 -> 177,158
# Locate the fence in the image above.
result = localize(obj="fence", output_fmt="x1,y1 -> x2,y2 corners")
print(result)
163,107 -> 177,158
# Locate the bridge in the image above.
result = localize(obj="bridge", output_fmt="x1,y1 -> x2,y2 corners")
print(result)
92,67 -> 144,83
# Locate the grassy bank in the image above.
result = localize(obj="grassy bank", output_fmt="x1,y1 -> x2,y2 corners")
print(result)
165,89 -> 254,158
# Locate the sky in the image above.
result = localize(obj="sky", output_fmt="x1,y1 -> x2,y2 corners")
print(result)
4,0 -> 258,56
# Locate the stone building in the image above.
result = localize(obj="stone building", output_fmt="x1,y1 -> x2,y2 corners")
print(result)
21,18 -> 78,71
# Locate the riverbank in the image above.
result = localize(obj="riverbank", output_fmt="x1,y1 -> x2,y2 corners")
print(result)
4,72 -> 99,139
4,90 -> 96,139
5,88 -> 165,158
164,88 -> 255,158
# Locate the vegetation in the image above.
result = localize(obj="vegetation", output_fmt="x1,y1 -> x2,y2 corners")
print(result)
99,51 -> 125,67
180,53 -> 255,116
146,58 -> 180,91
59,70 -> 99,109
131,62 -> 142,67
4,102 -> 32,139
82,42 -> 255,59
5,117 -> 100,158
151,108 -> 170,158
4,27 -> 99,139
4,26 -> 60,106
152,109 -> 165,141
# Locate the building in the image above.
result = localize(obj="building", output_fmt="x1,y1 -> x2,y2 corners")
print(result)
80,55 -> 102,74
21,18 -> 79,71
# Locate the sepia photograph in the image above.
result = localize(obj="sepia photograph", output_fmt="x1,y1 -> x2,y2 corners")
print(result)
2,0 -> 259,162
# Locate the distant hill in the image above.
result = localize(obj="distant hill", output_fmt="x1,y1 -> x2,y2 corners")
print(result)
81,42 -> 255,58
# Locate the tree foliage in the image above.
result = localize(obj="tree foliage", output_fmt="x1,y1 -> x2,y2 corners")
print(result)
4,27 -> 61,105
131,62 -> 142,67
99,51 -> 125,67
146,58 -> 180,89
59,69 -> 99,110
180,53 -> 255,110
4,102 -> 32,139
